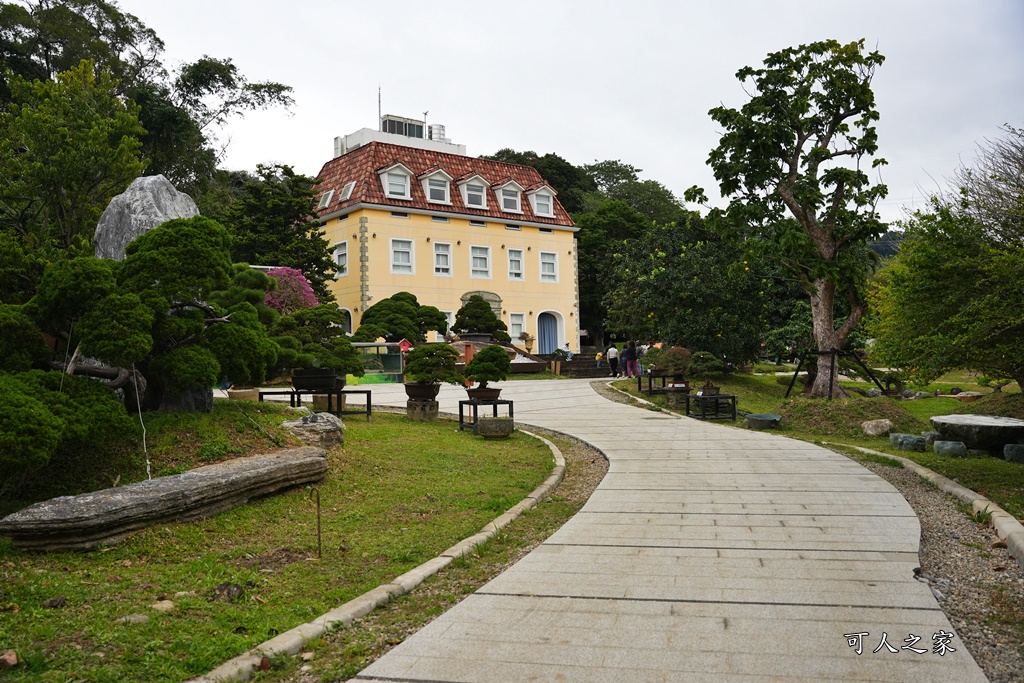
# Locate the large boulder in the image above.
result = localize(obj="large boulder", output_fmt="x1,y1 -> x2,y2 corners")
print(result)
861,419 -> 893,436
94,175 -> 199,261
0,447 -> 327,551
930,414 -> 1024,454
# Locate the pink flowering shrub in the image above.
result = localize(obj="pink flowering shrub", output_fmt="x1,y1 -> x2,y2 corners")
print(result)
265,267 -> 318,315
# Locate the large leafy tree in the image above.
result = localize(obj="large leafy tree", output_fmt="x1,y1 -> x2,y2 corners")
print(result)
869,198 -> 1024,390
693,39 -> 888,397
604,216 -> 766,364
219,164 -> 336,302
574,198 -> 649,345
0,60 -> 145,303
0,0 -> 293,195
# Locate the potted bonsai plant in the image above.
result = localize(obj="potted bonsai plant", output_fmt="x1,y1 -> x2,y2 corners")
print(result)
463,343 -> 512,400
453,295 -> 512,343
657,346 -> 692,385
689,351 -> 726,395
518,331 -> 535,354
403,343 -> 461,400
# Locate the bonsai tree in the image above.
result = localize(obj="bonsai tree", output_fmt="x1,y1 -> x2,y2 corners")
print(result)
463,344 -> 512,389
403,343 -> 461,385
656,346 -> 692,378
352,291 -> 447,343
453,295 -> 511,342
272,304 -> 363,377
689,350 -> 726,388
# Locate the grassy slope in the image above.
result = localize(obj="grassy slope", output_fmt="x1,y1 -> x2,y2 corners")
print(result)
0,407 -> 555,682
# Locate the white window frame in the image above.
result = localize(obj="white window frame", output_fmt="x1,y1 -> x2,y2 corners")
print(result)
470,245 -> 491,279
426,177 -> 450,204
531,192 -> 553,216
464,183 -> 483,206
470,219 -> 486,227
317,189 -> 334,210
540,251 -> 558,282
460,175 -> 487,209
339,181 -> 356,201
509,313 -> 525,339
507,248 -> 524,280
379,165 -> 413,200
391,238 -> 414,274
334,241 -> 348,277
434,242 -> 452,276
500,187 -> 522,213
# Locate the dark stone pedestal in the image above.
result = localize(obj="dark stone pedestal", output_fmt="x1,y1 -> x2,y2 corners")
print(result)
407,399 -> 439,422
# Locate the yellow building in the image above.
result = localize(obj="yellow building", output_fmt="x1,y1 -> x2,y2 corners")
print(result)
313,122 -> 579,354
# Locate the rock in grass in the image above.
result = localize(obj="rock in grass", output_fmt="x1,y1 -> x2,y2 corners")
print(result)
0,447 -> 327,551
1004,444 -> 1024,463
934,441 -> 968,458
862,419 -> 893,436
895,435 -> 926,452
922,431 -> 940,446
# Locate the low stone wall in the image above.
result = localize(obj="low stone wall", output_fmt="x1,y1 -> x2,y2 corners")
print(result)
0,447 -> 327,551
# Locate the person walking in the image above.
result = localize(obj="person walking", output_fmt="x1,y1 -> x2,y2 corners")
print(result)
606,344 -> 619,377
621,341 -> 636,378
564,342 -> 573,361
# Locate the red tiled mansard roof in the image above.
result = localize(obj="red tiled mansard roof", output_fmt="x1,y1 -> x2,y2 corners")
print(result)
313,141 -> 575,228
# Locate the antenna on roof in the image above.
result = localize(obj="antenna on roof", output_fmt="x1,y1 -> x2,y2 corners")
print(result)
423,110 -> 429,133
378,86 -> 381,131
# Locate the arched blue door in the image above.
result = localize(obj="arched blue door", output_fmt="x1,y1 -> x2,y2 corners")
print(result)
538,313 -> 557,354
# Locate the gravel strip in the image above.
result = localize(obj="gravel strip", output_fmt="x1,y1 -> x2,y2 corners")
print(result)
851,456 -> 1024,683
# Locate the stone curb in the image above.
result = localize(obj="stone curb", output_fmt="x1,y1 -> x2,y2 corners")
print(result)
836,444 -> 1024,572
186,427 -> 566,683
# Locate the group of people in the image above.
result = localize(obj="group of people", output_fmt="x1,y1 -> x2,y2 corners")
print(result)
602,340 -> 649,378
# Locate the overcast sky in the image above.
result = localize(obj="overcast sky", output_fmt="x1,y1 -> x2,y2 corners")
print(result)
117,0 -> 1024,224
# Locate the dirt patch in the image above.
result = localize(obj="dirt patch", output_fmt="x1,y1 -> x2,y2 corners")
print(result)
234,547 -> 311,571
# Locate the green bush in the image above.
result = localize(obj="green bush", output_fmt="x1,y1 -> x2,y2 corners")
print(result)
403,343 -> 461,385
689,350 -> 727,379
0,375 -> 64,471
464,344 -> 512,388
454,295 -> 511,343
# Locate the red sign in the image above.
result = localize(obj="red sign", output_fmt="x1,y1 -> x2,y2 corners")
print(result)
398,338 -> 412,353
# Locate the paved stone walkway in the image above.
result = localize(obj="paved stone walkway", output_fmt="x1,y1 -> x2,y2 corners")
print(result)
352,379 -> 988,682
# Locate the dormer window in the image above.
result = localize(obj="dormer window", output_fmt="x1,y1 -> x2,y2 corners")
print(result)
458,175 -> 490,209
527,185 -> 556,217
494,180 -> 524,214
378,163 -> 413,200
420,170 -> 453,205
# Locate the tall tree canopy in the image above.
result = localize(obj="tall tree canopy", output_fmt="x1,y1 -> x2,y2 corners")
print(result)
0,0 -> 293,195
604,216 -> 767,364
692,39 -> 888,397
0,60 -> 145,303
869,126 -> 1024,389
219,164 -> 336,302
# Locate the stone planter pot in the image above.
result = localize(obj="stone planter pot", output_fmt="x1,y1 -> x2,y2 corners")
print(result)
699,385 -> 719,396
745,413 -> 782,429
227,388 -> 259,401
466,387 -> 502,401
476,416 -> 514,439
292,369 -> 338,392
404,382 -> 440,400
459,333 -> 494,343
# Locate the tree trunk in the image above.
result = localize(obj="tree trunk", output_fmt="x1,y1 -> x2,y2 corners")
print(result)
807,277 -> 855,399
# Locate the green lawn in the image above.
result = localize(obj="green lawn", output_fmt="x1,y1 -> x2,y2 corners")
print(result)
0,408 -> 555,682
